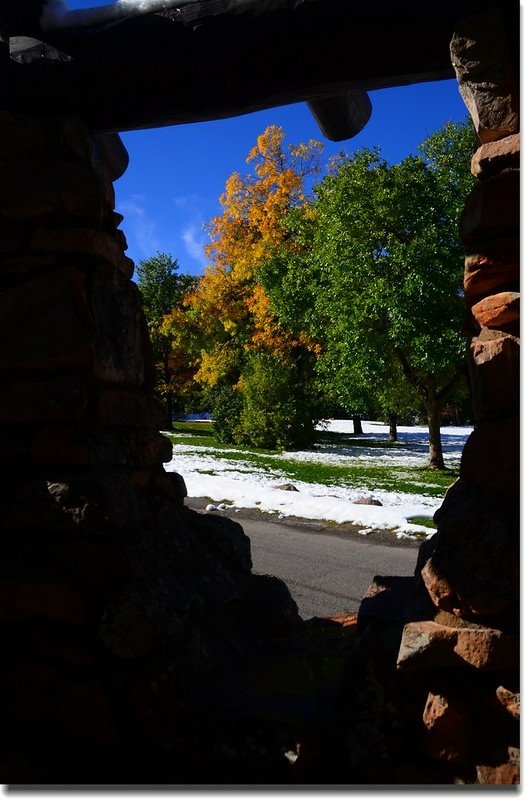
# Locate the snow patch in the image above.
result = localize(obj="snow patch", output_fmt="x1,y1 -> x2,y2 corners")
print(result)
165,421 -> 471,539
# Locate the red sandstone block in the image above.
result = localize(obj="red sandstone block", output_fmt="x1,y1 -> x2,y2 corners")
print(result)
31,426 -> 173,470
56,677 -> 121,745
471,291 -> 519,329
0,112 -> 92,163
0,580 -> 89,625
460,417 -> 519,497
30,426 -> 91,467
0,268 -> 94,374
6,661 -> 120,745
100,594 -> 161,659
324,612 -> 359,629
0,160 -> 104,224
0,375 -> 87,423
0,255 -> 55,275
98,387 -> 168,429
476,761 -> 520,785
468,328 -> 519,419
153,471 -> 188,501
397,620 -> 518,671
450,10 -> 519,144
91,266 -> 148,385
420,558 -> 456,611
471,134 -> 520,177
464,237 -> 519,304
421,691 -> 471,764
6,661 -> 57,724
459,170 -> 519,246
495,686 -> 520,720
0,218 -> 26,253
30,226 -> 134,279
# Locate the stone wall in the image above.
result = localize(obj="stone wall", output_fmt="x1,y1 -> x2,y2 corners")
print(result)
357,7 -> 519,785
0,111 -> 302,783
0,5 -> 519,785
292,7 -> 520,785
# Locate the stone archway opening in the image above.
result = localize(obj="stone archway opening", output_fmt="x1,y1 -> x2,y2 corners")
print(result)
0,0 -> 518,785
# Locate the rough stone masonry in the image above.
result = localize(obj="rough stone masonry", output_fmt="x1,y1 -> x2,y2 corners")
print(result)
0,0 -> 519,786
377,6 -> 519,784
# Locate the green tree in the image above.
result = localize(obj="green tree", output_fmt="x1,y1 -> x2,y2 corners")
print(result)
136,252 -> 198,421
262,120 -> 477,468
184,125 -> 323,447
236,350 -> 321,450
136,252 -> 196,321
208,383 -> 244,445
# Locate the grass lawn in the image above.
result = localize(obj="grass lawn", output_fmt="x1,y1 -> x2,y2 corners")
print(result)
166,421 -> 459,499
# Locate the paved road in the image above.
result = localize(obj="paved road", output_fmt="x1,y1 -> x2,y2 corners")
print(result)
235,515 -> 419,620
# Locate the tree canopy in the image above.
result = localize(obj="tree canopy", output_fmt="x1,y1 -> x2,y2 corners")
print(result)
183,124 -> 323,389
260,120 -> 477,465
136,121 -> 476,462
179,125 -> 324,447
136,252 -> 198,419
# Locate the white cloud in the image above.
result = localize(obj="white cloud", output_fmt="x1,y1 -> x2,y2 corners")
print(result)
117,194 -> 207,270
119,195 -> 161,257
172,193 -> 210,214
181,224 -> 206,264
172,195 -> 208,267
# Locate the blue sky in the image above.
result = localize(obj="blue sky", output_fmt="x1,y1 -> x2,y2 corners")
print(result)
66,0 -> 470,276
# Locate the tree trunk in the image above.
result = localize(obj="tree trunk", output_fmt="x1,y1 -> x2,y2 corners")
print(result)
162,354 -> 173,427
388,414 -> 398,442
165,395 -> 174,427
353,416 -> 363,434
427,395 -> 445,469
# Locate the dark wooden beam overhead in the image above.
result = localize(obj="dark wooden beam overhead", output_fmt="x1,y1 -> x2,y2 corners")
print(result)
0,0 -> 519,138
307,92 -> 372,142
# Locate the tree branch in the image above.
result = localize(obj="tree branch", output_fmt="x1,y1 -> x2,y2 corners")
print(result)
436,363 -> 464,404
393,347 -> 427,401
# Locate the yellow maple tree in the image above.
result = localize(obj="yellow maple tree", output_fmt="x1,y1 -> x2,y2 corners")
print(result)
185,125 -> 323,386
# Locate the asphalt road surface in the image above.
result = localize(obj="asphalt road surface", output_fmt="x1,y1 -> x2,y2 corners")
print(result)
243,517 -> 419,619
188,501 -> 420,620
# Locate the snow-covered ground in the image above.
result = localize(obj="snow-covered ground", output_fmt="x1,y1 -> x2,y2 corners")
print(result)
164,420 -> 472,540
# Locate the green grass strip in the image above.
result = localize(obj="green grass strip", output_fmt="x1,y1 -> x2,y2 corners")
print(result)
165,430 -> 458,498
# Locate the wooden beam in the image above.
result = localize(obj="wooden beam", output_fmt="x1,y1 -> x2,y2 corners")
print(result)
307,92 -> 372,142
0,0 -> 518,135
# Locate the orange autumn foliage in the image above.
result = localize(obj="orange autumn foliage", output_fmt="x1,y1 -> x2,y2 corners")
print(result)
185,125 -> 323,385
